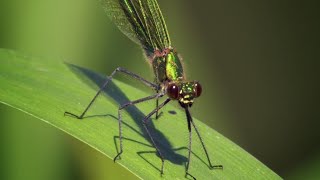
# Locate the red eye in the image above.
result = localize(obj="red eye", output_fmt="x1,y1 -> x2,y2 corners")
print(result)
194,82 -> 202,97
167,83 -> 179,99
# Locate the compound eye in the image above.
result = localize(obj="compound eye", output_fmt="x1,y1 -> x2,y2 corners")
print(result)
194,82 -> 202,97
167,83 -> 179,100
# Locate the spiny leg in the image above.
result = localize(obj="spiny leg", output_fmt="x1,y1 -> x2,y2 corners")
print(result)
142,98 -> 171,175
155,89 -> 160,119
190,118 -> 223,170
64,67 -> 159,119
185,107 -> 196,179
184,107 -> 222,178
114,92 -> 164,161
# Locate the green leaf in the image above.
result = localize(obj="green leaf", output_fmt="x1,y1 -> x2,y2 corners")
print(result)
0,48 -> 281,179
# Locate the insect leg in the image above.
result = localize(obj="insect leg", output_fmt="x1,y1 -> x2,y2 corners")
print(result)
114,92 -> 164,161
186,108 -> 223,171
64,67 -> 159,119
142,98 -> 171,175
185,107 -> 196,179
155,89 -> 160,119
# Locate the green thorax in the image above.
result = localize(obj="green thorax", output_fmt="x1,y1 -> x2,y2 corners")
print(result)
152,48 -> 184,83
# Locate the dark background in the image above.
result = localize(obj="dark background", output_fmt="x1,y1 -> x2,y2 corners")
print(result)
0,0 -> 319,179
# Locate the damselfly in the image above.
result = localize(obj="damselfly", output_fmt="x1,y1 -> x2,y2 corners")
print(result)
65,0 -> 222,179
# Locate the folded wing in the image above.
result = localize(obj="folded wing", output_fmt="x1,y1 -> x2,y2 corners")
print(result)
100,0 -> 171,53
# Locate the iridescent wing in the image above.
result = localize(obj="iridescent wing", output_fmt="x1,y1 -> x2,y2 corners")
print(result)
100,0 -> 171,53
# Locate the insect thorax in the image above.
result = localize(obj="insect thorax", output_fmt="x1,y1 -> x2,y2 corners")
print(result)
152,48 -> 184,83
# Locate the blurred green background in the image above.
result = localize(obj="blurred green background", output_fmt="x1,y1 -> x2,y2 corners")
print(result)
0,0 -> 319,179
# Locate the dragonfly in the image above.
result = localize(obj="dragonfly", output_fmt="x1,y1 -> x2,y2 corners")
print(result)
65,0 -> 222,179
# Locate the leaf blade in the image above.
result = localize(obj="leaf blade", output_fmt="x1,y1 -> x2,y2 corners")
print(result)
0,49 -> 281,179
